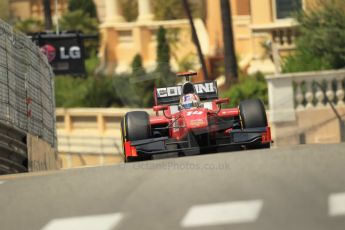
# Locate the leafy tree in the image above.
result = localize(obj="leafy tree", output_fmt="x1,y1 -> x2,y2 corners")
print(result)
131,54 -> 145,76
0,0 -> 10,21
129,54 -> 149,106
120,0 -> 138,22
68,0 -> 98,18
55,74 -> 136,108
152,0 -> 200,20
55,76 -> 88,107
177,53 -> 197,72
60,10 -> 98,34
283,0 -> 345,72
60,10 -> 99,56
83,76 -> 122,107
15,18 -> 44,33
57,26 -> 200,108
156,27 -> 171,70
155,26 -> 175,88
119,0 -> 202,21
282,51 -> 331,73
221,73 -> 268,108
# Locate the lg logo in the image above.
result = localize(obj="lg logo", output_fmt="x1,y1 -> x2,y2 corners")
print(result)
60,46 -> 81,60
41,45 -> 82,62
40,44 -> 56,63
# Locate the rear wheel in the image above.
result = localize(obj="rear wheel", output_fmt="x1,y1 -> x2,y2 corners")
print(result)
122,111 -> 151,162
239,99 -> 270,149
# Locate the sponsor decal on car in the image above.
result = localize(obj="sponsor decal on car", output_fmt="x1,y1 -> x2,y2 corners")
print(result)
190,119 -> 206,127
157,82 -> 216,98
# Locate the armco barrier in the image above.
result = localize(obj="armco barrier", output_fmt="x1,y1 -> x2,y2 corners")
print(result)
0,19 -> 58,174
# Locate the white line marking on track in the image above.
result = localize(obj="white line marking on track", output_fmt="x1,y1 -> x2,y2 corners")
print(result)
41,212 -> 124,230
0,181 -> 5,185
329,193 -> 345,217
181,200 -> 263,228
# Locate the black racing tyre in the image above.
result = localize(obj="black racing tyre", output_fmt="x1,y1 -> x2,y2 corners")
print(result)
120,119 -> 126,161
239,99 -> 270,149
123,111 -> 151,141
122,111 -> 151,162
239,99 -> 267,128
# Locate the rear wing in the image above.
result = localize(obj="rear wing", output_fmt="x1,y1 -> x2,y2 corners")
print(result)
155,81 -> 218,105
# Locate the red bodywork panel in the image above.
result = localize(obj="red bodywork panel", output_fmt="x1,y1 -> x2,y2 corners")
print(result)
262,127 -> 272,144
217,108 -> 239,117
149,103 -> 240,141
150,116 -> 170,125
124,141 -> 138,157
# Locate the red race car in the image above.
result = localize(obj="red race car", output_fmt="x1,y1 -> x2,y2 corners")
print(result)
121,72 -> 271,162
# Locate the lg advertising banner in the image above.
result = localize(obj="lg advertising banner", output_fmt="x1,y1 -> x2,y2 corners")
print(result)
32,33 -> 86,76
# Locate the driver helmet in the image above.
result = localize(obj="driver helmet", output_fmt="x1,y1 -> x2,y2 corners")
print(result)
180,93 -> 200,109
180,82 -> 200,109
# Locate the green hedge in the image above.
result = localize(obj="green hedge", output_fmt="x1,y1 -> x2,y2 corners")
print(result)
220,73 -> 268,108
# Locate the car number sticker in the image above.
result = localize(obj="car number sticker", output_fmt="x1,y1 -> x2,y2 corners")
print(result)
186,111 -> 203,116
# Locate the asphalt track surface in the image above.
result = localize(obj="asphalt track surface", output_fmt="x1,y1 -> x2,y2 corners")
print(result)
1,143 -> 345,230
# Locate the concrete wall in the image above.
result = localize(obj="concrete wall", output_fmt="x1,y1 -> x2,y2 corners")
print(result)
56,108 -> 153,169
272,108 -> 345,146
59,152 -> 122,169
27,134 -> 60,172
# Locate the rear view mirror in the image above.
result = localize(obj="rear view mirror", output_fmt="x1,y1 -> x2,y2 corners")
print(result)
153,105 -> 169,112
215,98 -> 230,105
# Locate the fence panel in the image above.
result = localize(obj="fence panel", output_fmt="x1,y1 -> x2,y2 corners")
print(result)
0,19 -> 56,148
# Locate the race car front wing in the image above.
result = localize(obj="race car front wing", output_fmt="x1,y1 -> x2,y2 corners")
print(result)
124,127 -> 272,159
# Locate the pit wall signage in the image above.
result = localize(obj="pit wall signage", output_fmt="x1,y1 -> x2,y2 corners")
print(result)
31,33 -> 86,76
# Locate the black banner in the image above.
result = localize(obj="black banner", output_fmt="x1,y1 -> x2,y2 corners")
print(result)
31,33 -> 86,76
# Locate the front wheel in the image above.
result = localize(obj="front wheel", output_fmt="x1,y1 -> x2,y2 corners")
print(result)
239,99 -> 270,149
121,111 -> 151,162
239,99 -> 267,128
